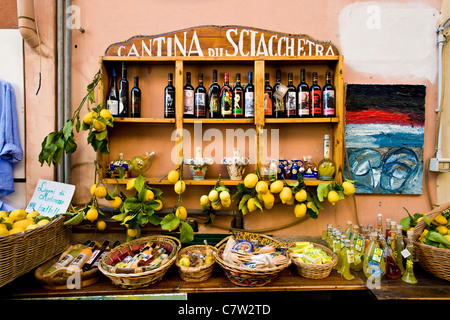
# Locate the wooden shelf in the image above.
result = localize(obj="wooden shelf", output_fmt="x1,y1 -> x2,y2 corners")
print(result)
265,117 -> 339,124
113,117 -> 175,124
183,118 -> 254,124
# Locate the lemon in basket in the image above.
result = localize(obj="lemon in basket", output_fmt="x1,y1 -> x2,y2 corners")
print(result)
9,209 -> 27,222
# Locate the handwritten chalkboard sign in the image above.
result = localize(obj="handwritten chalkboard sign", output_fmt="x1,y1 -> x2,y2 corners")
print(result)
26,179 -> 75,217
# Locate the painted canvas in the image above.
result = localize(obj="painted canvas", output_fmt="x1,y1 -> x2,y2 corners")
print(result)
345,84 -> 426,194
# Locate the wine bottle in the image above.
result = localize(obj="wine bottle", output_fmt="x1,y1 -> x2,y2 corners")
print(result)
310,72 -> 322,117
183,72 -> 194,118
322,71 -> 335,117
164,73 -> 175,118
43,240 -> 91,274
118,62 -> 129,117
83,240 -> 109,271
208,69 -> 221,118
232,73 -> 244,118
244,71 -> 254,118
285,72 -> 297,118
91,240 -> 120,269
67,242 -> 96,272
194,73 -> 207,118
107,67 -> 119,116
273,69 -> 285,118
220,72 -> 233,118
264,73 -> 273,118
130,76 -> 141,118
297,69 -> 310,117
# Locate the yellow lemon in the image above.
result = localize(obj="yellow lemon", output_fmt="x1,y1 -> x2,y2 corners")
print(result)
211,202 -> 222,211
286,195 -> 295,205
0,228 -> 9,236
219,190 -> 231,202
97,220 -> 107,231
145,189 -> 155,201
154,199 -> 163,211
9,209 -> 27,222
208,190 -> 219,202
110,196 -> 123,209
167,170 -> 180,184
279,187 -> 293,204
83,111 -> 97,124
90,183 -> 98,195
9,227 -> 25,235
244,173 -> 259,189
327,190 -> 339,206
26,224 -> 37,230
2,217 -> 14,226
93,119 -> 107,132
123,215 -> 132,227
174,180 -> 186,194
436,225 -> 449,235
247,198 -> 257,212
294,189 -> 308,202
342,181 -> 355,196
86,208 -> 99,222
294,203 -> 307,218
94,185 -> 107,198
27,211 -> 39,219
179,256 -> 190,267
175,206 -> 188,221
0,211 -> 8,219
221,198 -> 231,208
205,255 -> 214,265
200,195 -> 210,206
434,214 -> 448,225
13,219 -> 32,230
127,228 -> 138,238
263,201 -> 274,210
270,180 -> 284,193
262,192 -> 274,206
255,181 -> 269,194
99,109 -> 112,121
126,178 -> 136,190
0,223 -> 7,230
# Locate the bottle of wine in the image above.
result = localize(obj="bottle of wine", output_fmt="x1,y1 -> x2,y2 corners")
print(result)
118,62 -> 129,117
220,73 -> 233,118
208,69 -> 221,118
317,134 -> 336,180
232,73 -> 244,118
107,67 -> 119,116
322,71 -> 335,117
310,72 -> 322,117
194,73 -> 207,118
43,240 -> 91,274
83,240 -> 109,271
67,242 -> 96,272
285,72 -> 297,118
244,71 -> 254,118
183,72 -> 194,118
273,69 -> 285,118
297,69 -> 310,117
130,76 -> 141,118
164,73 -> 175,118
91,240 -> 120,270
264,73 -> 273,118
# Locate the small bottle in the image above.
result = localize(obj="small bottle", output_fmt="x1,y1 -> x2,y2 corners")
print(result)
220,73 -> 233,118
322,71 -> 335,117
377,213 -> 383,236
67,242 -> 96,272
297,69 -> 310,117
130,76 -> 141,118
350,227 -> 364,272
284,73 -> 297,117
208,70 -> 221,118
363,232 -> 385,281
83,240 -> 109,271
334,234 -> 345,271
91,240 -> 120,269
232,73 -> 244,118
244,71 -> 254,118
44,240 -> 91,274
118,62 -> 129,117
310,72 -> 322,117
110,153 -> 131,178
107,67 -> 119,116
401,230 -> 418,284
301,155 -> 318,179
194,73 -> 207,118
164,73 -> 175,118
273,69 -> 285,118
339,239 -> 355,280
264,73 -> 273,118
343,220 -> 353,240
384,237 -> 402,279
183,72 -> 195,118
318,134 -> 336,180
385,218 -> 392,239
394,223 -> 405,274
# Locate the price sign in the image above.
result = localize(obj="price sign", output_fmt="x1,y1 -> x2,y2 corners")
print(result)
26,179 -> 75,217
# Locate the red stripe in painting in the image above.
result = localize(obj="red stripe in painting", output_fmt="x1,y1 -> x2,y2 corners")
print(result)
345,110 -> 423,126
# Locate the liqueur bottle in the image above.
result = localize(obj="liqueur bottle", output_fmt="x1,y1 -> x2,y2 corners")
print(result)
208,69 -> 221,118
401,230 -> 418,284
350,226 -> 364,271
130,76 -> 141,118
376,213 -> 383,236
83,240 -> 109,271
183,72 -> 195,118
244,71 -> 255,118
264,73 -> 273,118
107,67 -> 119,116
394,223 -> 406,274
317,134 -> 336,180
310,72 -> 322,117
43,240 -> 91,274
285,73 -> 297,118
67,242 -> 96,272
194,73 -> 207,118
232,73 -> 244,118
220,73 -> 233,118
273,69 -> 285,118
338,239 -> 355,280
363,232 -> 385,281
322,71 -> 335,117
91,240 -> 121,269
384,237 -> 402,279
118,62 -> 129,117
297,69 -> 310,117
164,73 -> 175,118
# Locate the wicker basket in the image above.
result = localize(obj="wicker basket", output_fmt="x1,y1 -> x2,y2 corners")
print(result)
0,216 -> 71,288
34,244 -> 100,290
290,242 -> 338,279
413,202 -> 450,282
98,235 -> 181,289
175,244 -> 216,282
214,234 -> 291,287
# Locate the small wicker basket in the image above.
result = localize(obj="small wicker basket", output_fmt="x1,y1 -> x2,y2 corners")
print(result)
98,235 -> 181,289
175,244 -> 216,282
290,243 -> 338,280
413,202 -> 450,282
214,234 -> 291,287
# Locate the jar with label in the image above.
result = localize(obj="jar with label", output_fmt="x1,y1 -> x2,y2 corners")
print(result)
301,156 -> 318,179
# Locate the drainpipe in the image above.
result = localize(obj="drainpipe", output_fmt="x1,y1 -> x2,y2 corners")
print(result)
57,0 -> 64,182
64,0 -> 72,184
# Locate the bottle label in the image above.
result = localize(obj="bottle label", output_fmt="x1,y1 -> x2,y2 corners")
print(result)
311,91 -> 322,115
107,100 -> 119,115
285,92 -> 296,115
245,92 -> 254,117
233,90 -> 243,116
184,89 -> 194,114
221,88 -> 233,115
323,90 -> 335,116
92,251 -> 108,268
209,94 -> 219,112
264,90 -> 272,115
165,93 -> 175,114
195,92 -> 206,116
85,250 -> 100,265
69,253 -> 89,269
131,96 -> 141,115
401,248 -> 412,259
298,91 -> 310,116
355,237 -> 363,253
119,99 -> 127,115
274,97 -> 285,112
273,84 -> 288,100
371,247 -> 383,263
347,250 -> 355,264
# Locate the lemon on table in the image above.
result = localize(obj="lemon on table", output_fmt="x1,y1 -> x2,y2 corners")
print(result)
244,173 -> 258,189
270,180 -> 284,193
175,206 -> 188,221
294,203 -> 307,218
86,208 -> 99,222
295,189 -> 308,202
167,169 -> 180,184
174,180 -> 186,194
327,190 -> 339,206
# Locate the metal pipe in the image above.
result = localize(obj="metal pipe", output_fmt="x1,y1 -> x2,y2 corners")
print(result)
64,0 -> 72,184
57,0 -> 64,182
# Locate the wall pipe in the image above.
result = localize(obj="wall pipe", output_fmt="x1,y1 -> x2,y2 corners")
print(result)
64,0 -> 72,184
57,0 -> 65,182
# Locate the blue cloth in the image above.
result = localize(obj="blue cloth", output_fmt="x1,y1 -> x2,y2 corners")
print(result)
0,80 -> 23,196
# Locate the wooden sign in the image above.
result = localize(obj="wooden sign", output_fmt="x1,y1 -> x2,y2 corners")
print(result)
105,25 -> 339,58
26,179 -> 75,217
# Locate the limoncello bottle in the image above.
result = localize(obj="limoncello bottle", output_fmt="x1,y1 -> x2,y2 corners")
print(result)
350,226 -> 364,271
333,235 -> 345,271
401,230 -> 418,284
338,239 -> 355,280
343,220 -> 352,240
363,232 -> 385,281
394,224 -> 405,275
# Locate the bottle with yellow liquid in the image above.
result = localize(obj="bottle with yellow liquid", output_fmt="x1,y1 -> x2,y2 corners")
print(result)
350,226 -> 364,271
334,234 -> 345,271
338,239 -> 355,280
394,223 -> 405,275
363,232 -> 385,281
401,230 -> 418,284
343,220 -> 353,240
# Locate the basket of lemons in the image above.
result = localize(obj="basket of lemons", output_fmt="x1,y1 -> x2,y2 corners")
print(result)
175,240 -> 216,282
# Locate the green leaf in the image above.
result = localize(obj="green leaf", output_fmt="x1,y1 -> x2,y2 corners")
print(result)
95,130 -> 108,141
160,213 -> 180,231
63,120 -> 74,139
239,194 -> 252,210
180,221 -> 194,243
317,182 -> 331,202
134,175 -> 145,195
427,230 -> 450,246
147,214 -> 162,226
253,197 -> 263,212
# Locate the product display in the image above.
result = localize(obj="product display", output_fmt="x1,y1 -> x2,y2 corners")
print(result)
130,76 -> 141,118
118,62 -> 129,117
164,73 -> 175,118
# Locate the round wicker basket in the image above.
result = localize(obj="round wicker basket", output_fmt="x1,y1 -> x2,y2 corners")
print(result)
413,202 -> 450,282
98,235 -> 181,289
175,244 -> 216,282
290,242 -> 338,280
